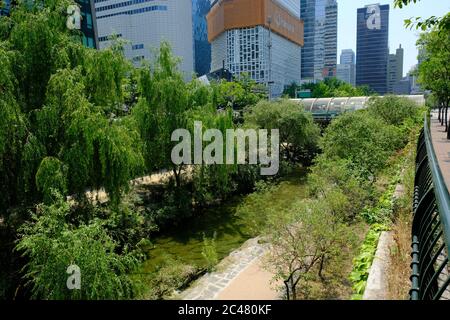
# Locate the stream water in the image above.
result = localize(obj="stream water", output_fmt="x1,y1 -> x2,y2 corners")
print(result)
141,167 -> 308,273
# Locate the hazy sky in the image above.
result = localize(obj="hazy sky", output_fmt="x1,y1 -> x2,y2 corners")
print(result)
337,0 -> 450,77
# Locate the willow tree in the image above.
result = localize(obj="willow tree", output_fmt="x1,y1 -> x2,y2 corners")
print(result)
16,193 -> 140,300
133,42 -> 191,187
187,104 -> 238,205
8,0 -> 72,112
0,43 -> 27,213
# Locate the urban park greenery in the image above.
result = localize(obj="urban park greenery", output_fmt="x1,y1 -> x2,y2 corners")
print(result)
0,0 -> 429,300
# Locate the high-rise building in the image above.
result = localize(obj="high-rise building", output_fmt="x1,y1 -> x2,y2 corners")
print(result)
387,44 -> 404,93
323,0 -> 337,78
356,3 -> 389,94
340,49 -> 355,65
395,44 -> 404,82
387,53 -> 397,93
193,0 -> 211,76
95,0 -> 194,78
336,64 -> 352,85
337,49 -> 355,85
78,0 -> 98,49
0,0 -> 10,16
208,0 -> 304,97
300,0 -> 337,82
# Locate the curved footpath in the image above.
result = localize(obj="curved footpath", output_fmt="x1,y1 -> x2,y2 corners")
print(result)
177,238 -> 282,300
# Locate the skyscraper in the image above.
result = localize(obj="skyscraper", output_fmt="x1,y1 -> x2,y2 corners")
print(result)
387,53 -> 397,93
336,64 -> 352,85
78,0 -> 98,49
300,0 -> 337,82
387,45 -> 404,93
356,3 -> 389,94
395,44 -> 404,82
193,0 -> 211,76
208,0 -> 303,97
340,49 -> 355,65
95,0 -> 194,78
323,0 -> 337,78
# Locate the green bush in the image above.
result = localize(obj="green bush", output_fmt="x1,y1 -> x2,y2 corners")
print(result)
320,112 -> 404,178
308,156 -> 372,221
367,95 -> 421,127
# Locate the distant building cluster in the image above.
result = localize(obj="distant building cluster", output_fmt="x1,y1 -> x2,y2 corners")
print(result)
0,0 -> 423,95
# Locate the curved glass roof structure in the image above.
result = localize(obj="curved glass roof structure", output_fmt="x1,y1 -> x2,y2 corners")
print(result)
291,95 -> 425,117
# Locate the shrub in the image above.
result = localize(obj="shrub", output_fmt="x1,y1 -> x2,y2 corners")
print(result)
320,112 -> 403,178
367,95 -> 420,127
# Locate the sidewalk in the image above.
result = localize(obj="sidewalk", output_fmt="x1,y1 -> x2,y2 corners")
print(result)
429,114 -> 450,192
179,238 -> 281,300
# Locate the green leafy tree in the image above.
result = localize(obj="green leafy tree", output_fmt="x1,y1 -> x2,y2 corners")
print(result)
216,73 -> 265,110
265,200 -> 355,300
245,99 -> 320,164
288,78 -> 375,98
367,95 -> 421,127
308,156 -> 371,221
416,30 -> 450,138
16,193 -> 140,300
320,111 -> 403,178
395,0 -> 450,31
132,42 -> 190,187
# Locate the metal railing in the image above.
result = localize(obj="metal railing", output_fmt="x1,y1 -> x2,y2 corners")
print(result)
411,115 -> 450,300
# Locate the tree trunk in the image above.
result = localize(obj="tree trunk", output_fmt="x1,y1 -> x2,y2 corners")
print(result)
447,103 -> 450,139
438,104 -> 441,122
318,255 -> 325,281
445,106 -> 449,132
290,277 -> 296,300
173,167 -> 181,188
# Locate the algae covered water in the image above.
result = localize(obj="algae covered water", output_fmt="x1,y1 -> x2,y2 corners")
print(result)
141,168 -> 308,272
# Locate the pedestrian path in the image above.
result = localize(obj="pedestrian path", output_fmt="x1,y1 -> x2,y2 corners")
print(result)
179,238 -> 282,300
430,114 -> 450,192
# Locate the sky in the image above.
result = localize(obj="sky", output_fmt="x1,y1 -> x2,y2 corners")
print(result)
337,0 -> 450,77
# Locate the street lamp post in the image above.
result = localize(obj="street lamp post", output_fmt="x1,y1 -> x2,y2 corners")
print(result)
267,16 -> 273,101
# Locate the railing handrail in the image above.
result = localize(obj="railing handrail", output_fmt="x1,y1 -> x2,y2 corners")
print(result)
423,115 -> 450,257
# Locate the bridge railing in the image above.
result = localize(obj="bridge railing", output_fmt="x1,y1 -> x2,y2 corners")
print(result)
411,115 -> 450,300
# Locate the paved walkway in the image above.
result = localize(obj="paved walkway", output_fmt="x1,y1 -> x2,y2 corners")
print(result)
430,114 -> 450,192
178,238 -> 282,300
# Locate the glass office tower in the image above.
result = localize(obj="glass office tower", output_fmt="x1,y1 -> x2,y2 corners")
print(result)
96,0 -> 194,78
356,4 -> 389,94
300,0 -> 337,82
78,0 -> 98,49
192,0 -> 211,76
